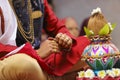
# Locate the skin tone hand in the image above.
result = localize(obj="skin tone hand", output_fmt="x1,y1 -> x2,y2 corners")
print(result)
36,38 -> 60,59
55,33 -> 72,50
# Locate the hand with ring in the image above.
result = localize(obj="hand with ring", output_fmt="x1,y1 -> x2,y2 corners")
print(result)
55,33 -> 72,50
36,38 -> 60,58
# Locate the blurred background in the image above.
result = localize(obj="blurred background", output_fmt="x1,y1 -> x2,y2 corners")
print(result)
52,0 -> 120,49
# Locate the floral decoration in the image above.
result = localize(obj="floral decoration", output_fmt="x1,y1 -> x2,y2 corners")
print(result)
77,68 -> 120,79
97,70 -> 106,79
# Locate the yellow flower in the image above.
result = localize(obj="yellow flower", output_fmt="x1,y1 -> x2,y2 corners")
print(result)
97,70 -> 106,79
112,68 -> 120,77
106,70 -> 115,77
85,69 -> 95,79
78,71 -> 85,78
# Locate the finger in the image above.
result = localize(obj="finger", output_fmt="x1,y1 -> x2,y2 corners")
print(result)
64,39 -> 72,48
59,34 -> 72,47
55,33 -> 72,49
55,33 -> 63,43
58,34 -> 67,46
52,49 -> 58,53
64,36 -> 70,42
50,40 -> 59,47
62,34 -> 71,46
48,37 -> 54,40
51,44 -> 59,51
49,40 -> 60,53
50,45 -> 60,53
52,48 -> 60,53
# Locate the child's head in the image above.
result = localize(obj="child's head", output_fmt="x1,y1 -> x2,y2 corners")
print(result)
87,8 -> 107,35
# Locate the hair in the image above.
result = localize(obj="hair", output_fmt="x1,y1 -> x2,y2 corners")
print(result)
87,12 -> 107,35
79,17 -> 89,36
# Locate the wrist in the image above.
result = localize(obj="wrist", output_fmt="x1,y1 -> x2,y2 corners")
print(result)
36,50 -> 48,59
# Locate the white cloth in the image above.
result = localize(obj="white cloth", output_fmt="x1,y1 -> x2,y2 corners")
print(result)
0,0 -> 17,46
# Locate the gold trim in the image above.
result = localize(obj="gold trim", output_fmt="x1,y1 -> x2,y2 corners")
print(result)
81,52 -> 120,60
32,11 -> 42,19
8,0 -> 34,44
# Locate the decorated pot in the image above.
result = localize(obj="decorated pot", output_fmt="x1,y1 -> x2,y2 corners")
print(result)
82,35 -> 120,70
77,7 -> 120,80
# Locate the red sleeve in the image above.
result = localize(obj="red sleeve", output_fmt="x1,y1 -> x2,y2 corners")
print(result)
43,0 -> 75,39
0,43 -> 17,58
44,36 -> 90,76
0,42 -> 53,75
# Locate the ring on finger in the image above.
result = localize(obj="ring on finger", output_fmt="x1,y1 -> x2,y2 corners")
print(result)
53,49 -> 57,53
65,37 -> 70,41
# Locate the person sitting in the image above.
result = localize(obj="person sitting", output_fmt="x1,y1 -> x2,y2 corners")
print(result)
0,0 -> 73,79
0,0 -> 90,80
62,17 -> 79,37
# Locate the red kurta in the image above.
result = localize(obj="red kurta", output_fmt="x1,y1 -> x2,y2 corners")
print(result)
0,36 -> 90,76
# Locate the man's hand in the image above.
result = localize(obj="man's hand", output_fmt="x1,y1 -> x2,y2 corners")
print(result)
55,33 -> 72,50
37,38 -> 60,58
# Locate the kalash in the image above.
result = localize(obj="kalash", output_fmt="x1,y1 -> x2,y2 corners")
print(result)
81,7 -> 120,74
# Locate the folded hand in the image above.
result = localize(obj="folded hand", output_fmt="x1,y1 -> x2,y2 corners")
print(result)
55,33 -> 72,50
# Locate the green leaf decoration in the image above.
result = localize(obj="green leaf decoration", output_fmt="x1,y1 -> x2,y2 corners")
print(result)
96,59 -> 104,70
109,23 -> 116,33
86,61 -> 96,70
84,27 -> 94,37
99,24 -> 110,36
106,58 -> 113,69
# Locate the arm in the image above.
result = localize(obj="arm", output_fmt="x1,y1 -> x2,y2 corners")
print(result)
44,36 -> 90,76
43,0 -> 75,39
43,0 -> 75,50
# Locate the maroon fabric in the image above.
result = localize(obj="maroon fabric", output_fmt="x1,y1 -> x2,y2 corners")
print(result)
76,76 -> 120,80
